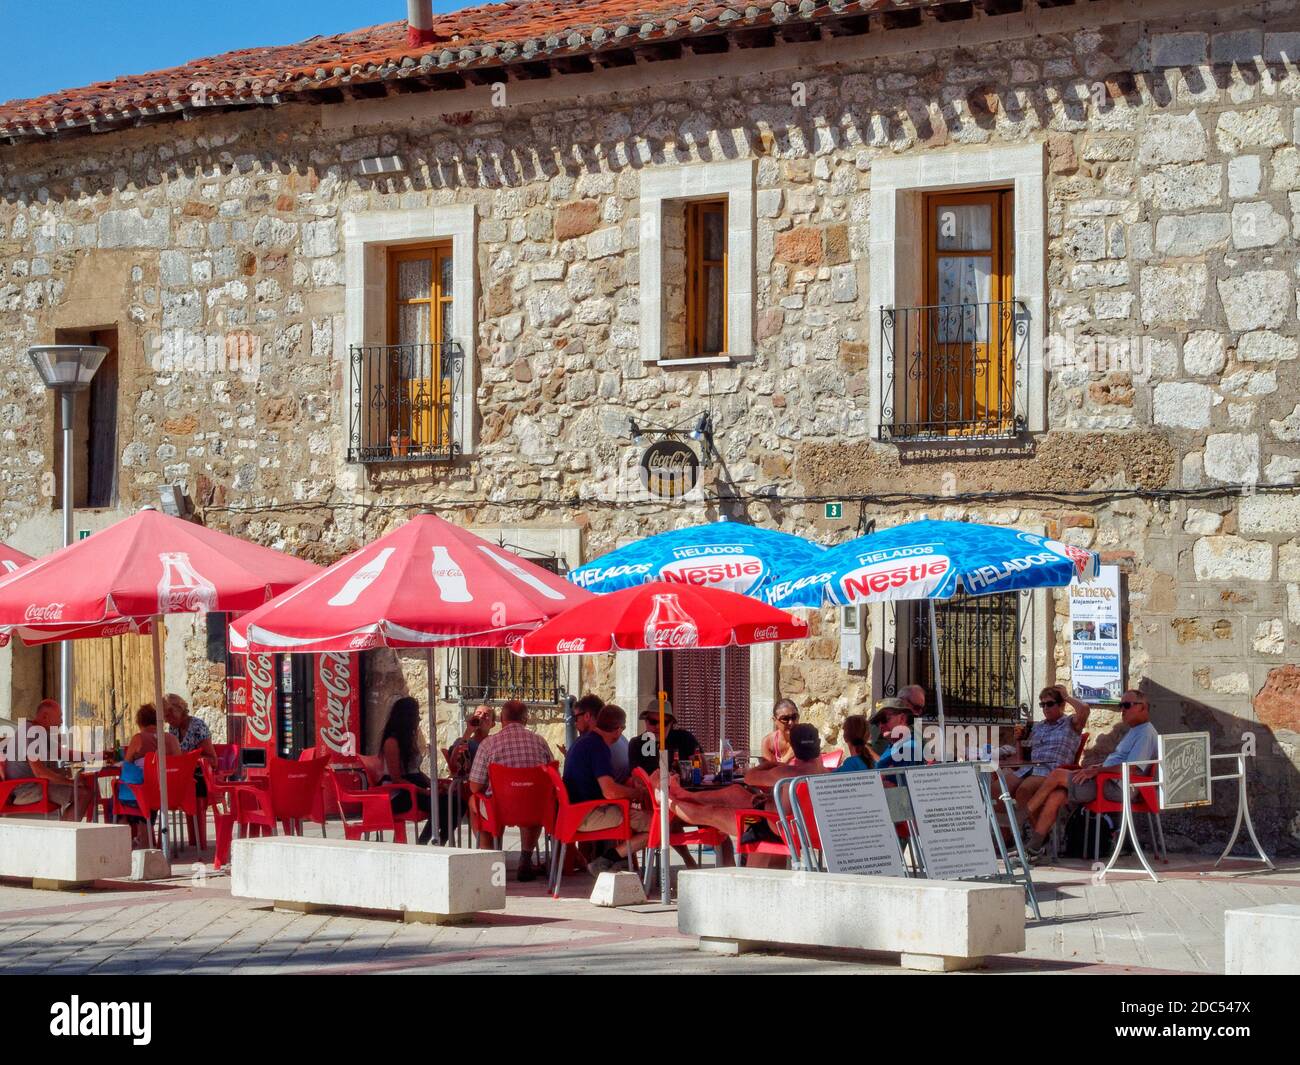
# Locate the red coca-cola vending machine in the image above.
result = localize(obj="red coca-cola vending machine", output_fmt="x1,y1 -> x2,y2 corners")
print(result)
313,651 -> 361,762
223,618 -> 363,761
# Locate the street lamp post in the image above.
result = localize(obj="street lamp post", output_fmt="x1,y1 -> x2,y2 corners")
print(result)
27,345 -> 109,724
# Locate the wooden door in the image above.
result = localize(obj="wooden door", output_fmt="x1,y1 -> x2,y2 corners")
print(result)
43,625 -> 166,747
923,189 -> 1014,433
388,244 -> 453,453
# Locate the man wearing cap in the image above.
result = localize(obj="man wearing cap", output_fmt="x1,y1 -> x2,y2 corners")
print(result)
629,701 -> 701,777
872,698 -> 926,770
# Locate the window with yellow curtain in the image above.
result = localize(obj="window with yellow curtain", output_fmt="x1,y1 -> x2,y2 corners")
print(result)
685,200 -> 727,357
922,188 -> 1014,434
387,243 -> 453,454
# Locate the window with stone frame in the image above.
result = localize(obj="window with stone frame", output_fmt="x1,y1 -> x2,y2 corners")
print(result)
903,187 -> 1017,437
638,159 -> 755,365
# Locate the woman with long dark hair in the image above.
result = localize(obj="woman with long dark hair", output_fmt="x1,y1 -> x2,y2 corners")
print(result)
379,696 -> 434,844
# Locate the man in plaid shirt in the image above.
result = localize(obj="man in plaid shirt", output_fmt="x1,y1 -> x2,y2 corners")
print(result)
1005,685 -> 1091,808
468,699 -> 554,882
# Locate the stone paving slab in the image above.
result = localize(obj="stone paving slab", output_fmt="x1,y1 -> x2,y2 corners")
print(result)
0,838 -> 1294,975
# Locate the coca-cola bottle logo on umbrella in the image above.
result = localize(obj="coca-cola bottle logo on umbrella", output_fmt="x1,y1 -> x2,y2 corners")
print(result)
157,552 -> 218,613
643,593 -> 700,650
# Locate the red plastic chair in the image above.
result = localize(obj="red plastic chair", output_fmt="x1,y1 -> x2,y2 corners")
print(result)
476,762 -> 557,851
544,763 -> 632,898
733,808 -> 792,862
1083,767 -> 1165,862
135,751 -> 203,851
329,769 -> 405,842
213,744 -> 241,780
0,766 -> 58,818
633,768 -> 725,891
237,754 -> 328,838
820,750 -> 844,770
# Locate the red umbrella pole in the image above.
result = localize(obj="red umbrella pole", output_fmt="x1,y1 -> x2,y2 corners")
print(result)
658,650 -> 670,905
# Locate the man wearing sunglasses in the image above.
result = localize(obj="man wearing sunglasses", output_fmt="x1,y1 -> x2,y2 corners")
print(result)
1022,689 -> 1159,860
1003,684 -> 1091,805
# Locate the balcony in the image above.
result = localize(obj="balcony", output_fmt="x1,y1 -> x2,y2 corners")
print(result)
879,301 -> 1027,441
348,341 -> 463,463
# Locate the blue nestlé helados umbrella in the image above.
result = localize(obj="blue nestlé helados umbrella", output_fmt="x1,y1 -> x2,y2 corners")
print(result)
569,519 -> 825,599
766,520 -> 1101,760
568,519 -> 824,763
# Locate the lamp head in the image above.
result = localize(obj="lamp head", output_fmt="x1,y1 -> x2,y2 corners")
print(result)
27,345 -> 108,393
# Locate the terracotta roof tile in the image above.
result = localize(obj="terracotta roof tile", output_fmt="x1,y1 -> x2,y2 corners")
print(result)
0,0 -> 943,141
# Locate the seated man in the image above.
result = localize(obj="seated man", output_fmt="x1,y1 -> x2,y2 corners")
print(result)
1003,685 -> 1090,805
561,704 -> 650,874
628,702 -> 700,776
1022,688 -> 1159,860
558,692 -> 603,757
467,699 -> 554,881
668,723 -> 827,867
3,700 -> 93,819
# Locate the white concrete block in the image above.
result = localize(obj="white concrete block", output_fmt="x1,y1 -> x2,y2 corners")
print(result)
590,871 -> 647,907
1225,904 -> 1300,974
678,867 -> 1024,971
130,849 -> 171,882
230,837 -> 506,923
0,820 -> 132,886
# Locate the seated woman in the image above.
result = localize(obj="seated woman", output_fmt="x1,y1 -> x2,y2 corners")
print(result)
834,714 -> 878,773
755,699 -> 800,769
118,703 -> 182,847
164,693 -> 217,800
379,697 -> 435,845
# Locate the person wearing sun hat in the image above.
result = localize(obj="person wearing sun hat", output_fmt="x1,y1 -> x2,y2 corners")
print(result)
871,697 -> 925,769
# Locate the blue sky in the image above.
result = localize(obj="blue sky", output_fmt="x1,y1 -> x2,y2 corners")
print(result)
0,0 -> 471,104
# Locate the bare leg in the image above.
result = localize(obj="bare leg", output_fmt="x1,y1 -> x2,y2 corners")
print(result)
1033,789 -> 1070,838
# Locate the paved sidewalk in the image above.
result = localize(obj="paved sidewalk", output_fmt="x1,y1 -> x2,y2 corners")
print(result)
0,836 -> 1293,974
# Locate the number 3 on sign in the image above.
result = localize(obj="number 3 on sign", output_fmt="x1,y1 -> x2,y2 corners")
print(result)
825,503 -> 843,519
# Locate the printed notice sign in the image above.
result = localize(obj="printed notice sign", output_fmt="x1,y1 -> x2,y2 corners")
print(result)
805,773 -> 908,878
1158,732 -> 1212,810
906,764 -> 1000,881
1069,564 -> 1123,703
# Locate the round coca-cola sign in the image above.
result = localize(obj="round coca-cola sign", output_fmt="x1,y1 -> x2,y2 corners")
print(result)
638,440 -> 699,499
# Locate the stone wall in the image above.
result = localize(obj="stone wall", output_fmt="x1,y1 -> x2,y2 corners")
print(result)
0,0 -> 1297,850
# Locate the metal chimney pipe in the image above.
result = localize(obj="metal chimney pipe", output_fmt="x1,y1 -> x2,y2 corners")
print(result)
407,0 -> 436,47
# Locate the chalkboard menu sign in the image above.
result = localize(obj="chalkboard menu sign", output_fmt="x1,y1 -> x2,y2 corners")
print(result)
1158,732 -> 1212,810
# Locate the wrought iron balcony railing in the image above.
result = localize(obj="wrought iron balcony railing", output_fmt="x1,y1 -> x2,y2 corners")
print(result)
444,649 -> 561,706
879,300 -> 1027,441
348,341 -> 463,463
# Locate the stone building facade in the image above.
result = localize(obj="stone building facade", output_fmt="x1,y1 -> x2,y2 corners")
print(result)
0,0 -> 1297,851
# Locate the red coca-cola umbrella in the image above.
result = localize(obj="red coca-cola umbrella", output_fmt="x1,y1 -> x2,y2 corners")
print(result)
228,511 -> 592,653
0,506 -> 322,858
511,580 -> 808,655
0,541 -> 34,574
512,581 -> 809,901
228,511 -> 595,845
